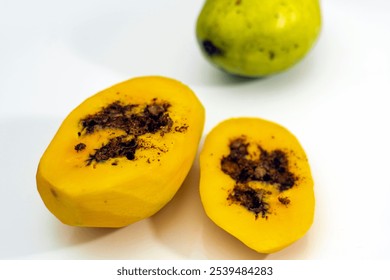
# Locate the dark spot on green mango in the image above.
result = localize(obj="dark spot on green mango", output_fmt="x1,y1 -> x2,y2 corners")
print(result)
269,51 -> 275,60
202,40 -> 223,56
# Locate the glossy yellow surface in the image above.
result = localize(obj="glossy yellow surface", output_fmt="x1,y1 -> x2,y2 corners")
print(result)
200,118 -> 314,253
37,76 -> 205,228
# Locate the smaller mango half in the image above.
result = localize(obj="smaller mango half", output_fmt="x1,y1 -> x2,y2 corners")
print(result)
36,76 -> 205,228
200,118 -> 314,253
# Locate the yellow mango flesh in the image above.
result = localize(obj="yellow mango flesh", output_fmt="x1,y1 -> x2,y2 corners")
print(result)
37,76 -> 205,228
200,118 -> 314,253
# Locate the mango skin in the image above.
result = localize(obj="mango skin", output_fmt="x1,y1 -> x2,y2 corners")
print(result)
196,0 -> 322,77
36,76 -> 205,228
199,118 -> 314,253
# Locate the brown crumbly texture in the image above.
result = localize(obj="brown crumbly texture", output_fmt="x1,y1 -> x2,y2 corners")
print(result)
228,184 -> 272,219
86,136 -> 137,166
74,142 -> 86,152
222,137 -> 297,218
78,99 -> 177,165
278,196 -> 291,206
80,100 -> 173,136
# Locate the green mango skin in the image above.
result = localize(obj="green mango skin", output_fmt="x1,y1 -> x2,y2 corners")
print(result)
196,0 -> 322,77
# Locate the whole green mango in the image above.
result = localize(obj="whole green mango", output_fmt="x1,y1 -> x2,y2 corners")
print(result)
196,0 -> 322,77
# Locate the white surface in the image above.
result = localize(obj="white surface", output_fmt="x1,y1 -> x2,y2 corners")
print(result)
1,0 -> 390,260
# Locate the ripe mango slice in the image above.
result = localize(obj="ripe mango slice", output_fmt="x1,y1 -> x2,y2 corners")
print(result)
200,118 -> 314,253
36,76 -> 205,228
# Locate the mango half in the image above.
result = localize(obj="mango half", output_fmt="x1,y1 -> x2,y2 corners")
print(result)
200,118 -> 314,253
36,76 -> 205,228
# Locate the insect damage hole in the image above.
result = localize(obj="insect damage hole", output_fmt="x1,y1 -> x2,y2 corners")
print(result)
221,137 -> 297,218
221,137 -> 297,191
86,136 -> 138,166
79,99 -> 175,166
228,184 -> 272,219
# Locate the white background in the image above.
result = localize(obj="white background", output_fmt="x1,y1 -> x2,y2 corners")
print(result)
1,0 -> 389,260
